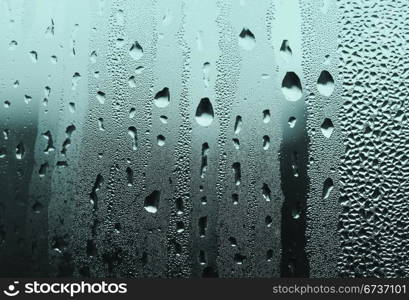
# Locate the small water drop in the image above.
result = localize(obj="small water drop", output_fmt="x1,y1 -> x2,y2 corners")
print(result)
29,51 -> 38,62
128,76 -> 136,88
288,116 -> 297,128
90,51 -> 97,63
144,190 -> 160,213
98,118 -> 105,131
232,162 -> 241,186
263,110 -> 271,123
280,40 -> 292,60
129,108 -> 136,118
321,118 -> 334,138
128,126 -> 138,150
232,193 -> 239,205
234,115 -> 242,134
263,135 -> 270,150
322,178 -> 334,199
129,41 -> 143,61
232,138 -> 240,150
96,91 -> 106,104
317,70 -> 334,97
157,135 -> 166,146
16,143 -> 25,159
199,216 -> 207,237
159,115 -> 168,124
9,40 -> 17,50
262,183 -> 271,201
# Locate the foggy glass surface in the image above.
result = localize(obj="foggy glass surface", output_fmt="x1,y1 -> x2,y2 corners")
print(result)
0,0 -> 406,278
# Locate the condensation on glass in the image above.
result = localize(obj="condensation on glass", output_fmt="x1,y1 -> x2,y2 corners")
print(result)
0,0 -> 407,278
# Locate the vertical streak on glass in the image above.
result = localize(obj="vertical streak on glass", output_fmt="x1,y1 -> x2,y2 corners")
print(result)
214,0 -> 240,277
301,0 -> 341,277
0,0 -> 37,276
273,0 -> 309,277
165,0 -> 192,277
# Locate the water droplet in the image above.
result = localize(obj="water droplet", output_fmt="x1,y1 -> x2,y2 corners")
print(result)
16,143 -> 25,159
234,253 -> 246,265
321,118 -> 334,138
232,162 -> 241,186
232,138 -> 240,150
317,70 -> 335,97
263,110 -> 271,123
39,162 -> 49,177
98,118 -> 105,131
281,72 -> 302,101
265,215 -> 272,227
71,72 -> 81,90
262,183 -> 271,201
24,95 -> 32,104
135,66 -> 145,74
238,28 -> 256,50
195,98 -> 214,127
200,143 -> 209,178
96,91 -> 106,104
159,115 -> 168,124
203,62 -> 211,88
234,115 -> 242,134
9,40 -> 17,50
128,126 -> 138,150
280,39 -> 292,60
232,193 -> 239,205
29,51 -> 38,62
154,87 -> 170,108
263,135 -> 270,150
199,216 -> 207,237
157,135 -> 166,146
288,116 -> 297,128
129,41 -> 143,61
69,102 -> 76,113
229,236 -> 237,246
322,178 -> 334,199
90,51 -> 97,63
129,108 -> 136,118
144,190 -> 160,213
128,76 -> 136,88
126,167 -> 133,186
176,221 -> 185,233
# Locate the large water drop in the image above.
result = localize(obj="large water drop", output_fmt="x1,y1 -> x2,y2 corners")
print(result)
281,72 -> 302,101
195,98 -> 214,127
